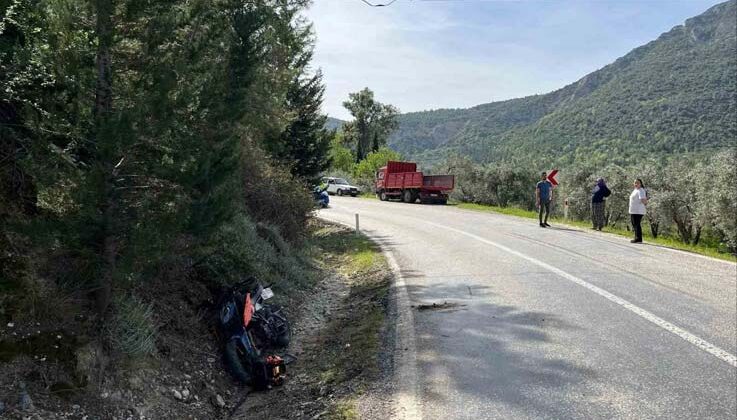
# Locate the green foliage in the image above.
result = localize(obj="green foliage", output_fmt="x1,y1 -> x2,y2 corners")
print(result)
329,131 -> 356,173
446,150 -> 737,253
436,155 -> 537,209
342,88 -> 399,161
696,150 -> 737,250
196,214 -> 311,290
1,0 -> 327,364
242,144 -> 314,243
352,147 -> 401,189
267,26 -> 332,182
110,295 -> 158,357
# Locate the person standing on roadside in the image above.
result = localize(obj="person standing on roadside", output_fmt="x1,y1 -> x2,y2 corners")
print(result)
591,177 -> 611,231
536,172 -> 553,228
629,178 -> 648,243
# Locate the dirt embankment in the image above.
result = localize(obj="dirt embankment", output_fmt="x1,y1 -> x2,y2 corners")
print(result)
0,222 -> 395,420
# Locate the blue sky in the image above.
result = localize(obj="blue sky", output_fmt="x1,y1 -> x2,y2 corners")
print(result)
304,0 -> 724,120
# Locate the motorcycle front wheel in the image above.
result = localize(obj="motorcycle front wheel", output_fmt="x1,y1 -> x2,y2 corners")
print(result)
224,339 -> 252,384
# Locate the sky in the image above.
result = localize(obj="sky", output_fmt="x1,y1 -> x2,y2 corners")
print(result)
303,0 -> 725,120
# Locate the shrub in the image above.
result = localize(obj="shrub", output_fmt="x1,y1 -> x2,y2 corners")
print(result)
242,145 -> 314,243
110,295 -> 158,357
196,214 -> 312,291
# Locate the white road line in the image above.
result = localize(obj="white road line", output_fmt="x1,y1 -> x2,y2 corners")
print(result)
426,221 -> 737,368
380,240 -> 422,420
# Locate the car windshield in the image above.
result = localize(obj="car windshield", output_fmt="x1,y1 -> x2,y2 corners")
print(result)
335,178 -> 349,185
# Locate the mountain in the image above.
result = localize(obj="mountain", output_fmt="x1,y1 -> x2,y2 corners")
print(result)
388,0 -> 737,167
325,116 -> 345,131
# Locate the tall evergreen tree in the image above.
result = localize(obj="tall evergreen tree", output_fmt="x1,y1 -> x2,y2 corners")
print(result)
278,67 -> 332,181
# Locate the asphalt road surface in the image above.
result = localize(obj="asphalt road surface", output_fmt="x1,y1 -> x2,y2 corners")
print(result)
318,196 -> 737,420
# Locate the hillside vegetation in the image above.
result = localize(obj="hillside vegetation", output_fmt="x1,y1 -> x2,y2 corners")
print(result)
389,0 -> 736,167
1,0 -> 336,417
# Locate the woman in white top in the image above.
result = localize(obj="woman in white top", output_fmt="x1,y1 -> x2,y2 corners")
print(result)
628,178 -> 648,243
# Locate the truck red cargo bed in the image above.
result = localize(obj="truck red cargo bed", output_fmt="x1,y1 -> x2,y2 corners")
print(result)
386,161 -> 417,174
422,175 -> 454,190
385,172 -> 423,189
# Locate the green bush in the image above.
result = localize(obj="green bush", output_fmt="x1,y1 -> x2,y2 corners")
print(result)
196,214 -> 312,291
110,295 -> 158,357
352,147 -> 401,192
242,146 -> 314,243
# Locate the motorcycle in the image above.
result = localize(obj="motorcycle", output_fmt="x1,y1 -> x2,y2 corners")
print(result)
215,278 -> 291,388
314,187 -> 329,208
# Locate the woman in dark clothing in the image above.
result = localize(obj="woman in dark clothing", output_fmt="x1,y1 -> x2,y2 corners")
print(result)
591,178 -> 611,231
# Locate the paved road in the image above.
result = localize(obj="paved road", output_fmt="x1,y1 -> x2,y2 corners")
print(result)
318,196 -> 737,420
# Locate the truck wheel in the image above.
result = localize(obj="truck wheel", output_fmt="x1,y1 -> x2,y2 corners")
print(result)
403,190 -> 414,203
379,191 -> 388,201
337,189 -> 344,196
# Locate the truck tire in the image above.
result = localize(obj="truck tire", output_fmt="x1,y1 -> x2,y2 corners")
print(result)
379,191 -> 388,201
337,189 -> 344,196
403,189 -> 414,203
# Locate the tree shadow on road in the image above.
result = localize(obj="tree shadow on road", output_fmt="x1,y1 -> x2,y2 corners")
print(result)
406,282 -> 602,419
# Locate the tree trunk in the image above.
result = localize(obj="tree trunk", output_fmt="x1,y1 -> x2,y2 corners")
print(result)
692,225 -> 702,245
649,221 -> 659,238
94,0 -> 113,120
93,0 -> 117,318
674,217 -> 691,244
371,131 -> 379,153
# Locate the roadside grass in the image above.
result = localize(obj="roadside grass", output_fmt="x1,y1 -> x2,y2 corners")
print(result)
309,224 -> 392,419
455,202 -> 736,262
328,400 -> 359,420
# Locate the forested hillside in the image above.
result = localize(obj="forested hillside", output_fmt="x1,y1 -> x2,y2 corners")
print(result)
389,0 -> 737,167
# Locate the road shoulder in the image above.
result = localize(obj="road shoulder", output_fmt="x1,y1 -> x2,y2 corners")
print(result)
236,222 -> 396,419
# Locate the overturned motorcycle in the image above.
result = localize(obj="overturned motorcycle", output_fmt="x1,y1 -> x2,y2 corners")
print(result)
214,278 -> 293,389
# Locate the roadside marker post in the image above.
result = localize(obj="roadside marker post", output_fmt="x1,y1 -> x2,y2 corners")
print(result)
355,213 -> 360,235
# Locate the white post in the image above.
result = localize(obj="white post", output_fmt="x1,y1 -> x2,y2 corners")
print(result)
355,213 -> 360,234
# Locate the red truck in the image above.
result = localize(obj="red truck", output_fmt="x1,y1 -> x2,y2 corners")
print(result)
375,161 -> 455,204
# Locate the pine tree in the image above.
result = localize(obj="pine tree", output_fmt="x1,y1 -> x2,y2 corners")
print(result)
278,67 -> 332,181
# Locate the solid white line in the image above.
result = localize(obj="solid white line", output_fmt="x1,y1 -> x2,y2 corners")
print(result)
380,241 -> 422,420
425,221 -> 737,368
